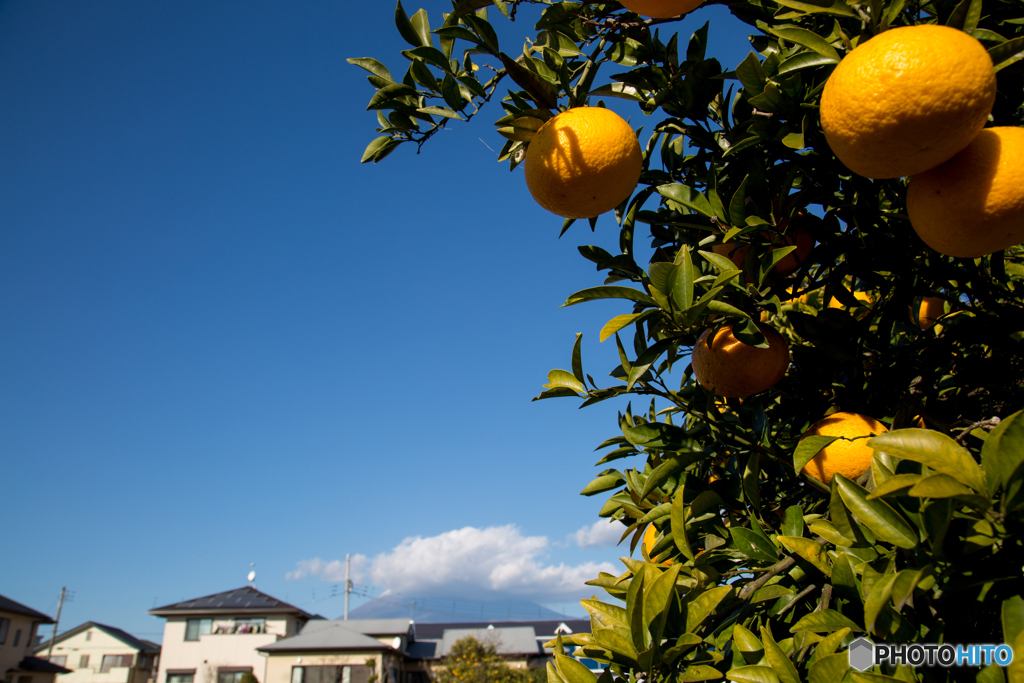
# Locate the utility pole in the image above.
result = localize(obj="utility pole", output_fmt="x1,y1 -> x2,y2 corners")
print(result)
343,554 -> 351,620
47,587 -> 66,662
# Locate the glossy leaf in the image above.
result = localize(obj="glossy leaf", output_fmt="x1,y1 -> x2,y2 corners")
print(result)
687,585 -> 734,633
834,474 -> 919,549
563,286 -> 657,308
794,436 -> 839,474
908,473 -> 975,498
726,667 -> 781,683
982,409 -> 1024,496
777,536 -> 831,577
863,570 -> 898,634
867,429 -> 986,493
1004,595 -> 1024,644
790,609 -> 862,633
768,27 -> 841,60
554,654 -> 597,683
731,527 -> 780,563
760,626 -> 801,683
580,473 -> 624,496
545,369 -> 585,394
866,473 -> 924,499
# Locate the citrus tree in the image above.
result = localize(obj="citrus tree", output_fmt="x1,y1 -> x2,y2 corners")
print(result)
351,1 -> 1024,683
435,635 -> 543,683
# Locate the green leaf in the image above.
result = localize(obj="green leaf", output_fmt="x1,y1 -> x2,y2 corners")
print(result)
731,527 -> 780,563
868,429 -> 986,493
834,474 -> 919,549
498,52 -> 558,109
772,0 -> 858,16
554,654 -> 597,683
908,473 -> 975,498
581,598 -> 629,632
807,519 -> 852,547
628,339 -> 672,390
674,246 -> 695,311
863,570 -> 897,635
686,586 -> 734,633
768,27 -> 840,60
782,505 -> 805,538
811,628 -> 852,663
726,667 -> 780,683
790,609 -> 862,633
671,487 -> 696,562
395,1 -> 424,48
347,57 -> 394,82
751,586 -> 795,603
777,536 -> 831,577
760,626 -> 802,683
643,564 -> 681,644
581,473 -> 624,496
680,666 -> 724,682
600,312 -> 654,343
360,136 -> 396,163
776,51 -> 841,76
866,473 -> 925,499
733,623 -> 764,659
545,369 -> 586,394
1003,595 -> 1024,643
706,300 -> 752,319
982,409 -> 1024,496
571,333 -> 585,386
989,36 -> 1024,72
416,106 -> 463,120
891,567 -> 926,611
807,654 -> 848,683
658,184 -> 714,217
563,286 -> 657,308
947,0 -> 982,31
409,8 -> 434,48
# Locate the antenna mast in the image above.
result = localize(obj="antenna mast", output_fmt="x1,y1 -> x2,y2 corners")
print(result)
344,554 -> 351,620
47,587 -> 66,662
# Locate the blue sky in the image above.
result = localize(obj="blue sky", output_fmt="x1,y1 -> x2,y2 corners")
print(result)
0,1 -> 752,641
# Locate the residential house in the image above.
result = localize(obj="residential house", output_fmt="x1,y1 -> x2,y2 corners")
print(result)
33,622 -> 160,683
259,619 -> 412,683
0,593 -> 71,683
258,618 -> 592,683
149,587 -> 316,683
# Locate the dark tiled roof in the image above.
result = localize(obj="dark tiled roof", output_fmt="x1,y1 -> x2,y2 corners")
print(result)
412,619 -> 588,640
0,594 -> 54,623
20,657 -> 72,674
149,587 -> 313,618
34,622 -> 161,654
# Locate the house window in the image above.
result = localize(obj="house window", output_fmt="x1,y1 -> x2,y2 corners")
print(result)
217,668 -> 253,683
80,655 -> 90,668
85,632 -> 92,642
100,655 -> 134,672
184,619 -> 213,641
167,670 -> 195,683
291,666 -> 370,683
13,630 -> 21,647
47,657 -> 67,667
0,618 -> 8,644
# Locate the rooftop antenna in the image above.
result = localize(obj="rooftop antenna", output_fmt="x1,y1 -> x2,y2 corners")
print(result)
343,554 -> 351,620
248,563 -> 256,585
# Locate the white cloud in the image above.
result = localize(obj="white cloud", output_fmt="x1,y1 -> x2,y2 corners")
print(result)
571,520 -> 624,548
287,525 -> 616,602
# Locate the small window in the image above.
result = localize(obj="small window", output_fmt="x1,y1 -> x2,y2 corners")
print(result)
216,669 -> 253,683
184,619 -> 212,642
100,655 -> 134,672
0,618 -> 8,644
48,657 -> 67,667
85,632 -> 92,642
80,655 -> 90,668
168,675 -> 194,683
13,630 -> 21,647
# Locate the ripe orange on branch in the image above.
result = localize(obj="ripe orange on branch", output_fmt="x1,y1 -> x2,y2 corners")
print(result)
692,323 -> 790,398
524,107 -> 642,219
820,25 -> 996,179
619,0 -> 705,17
800,412 -> 888,484
907,127 -> 1024,258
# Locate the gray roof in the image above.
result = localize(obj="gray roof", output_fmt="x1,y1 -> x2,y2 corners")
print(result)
413,620 -> 587,640
0,594 -> 54,623
438,627 -> 541,657
35,622 -> 161,654
259,619 -> 412,653
149,587 -> 313,618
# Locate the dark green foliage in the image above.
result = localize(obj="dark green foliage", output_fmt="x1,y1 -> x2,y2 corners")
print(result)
354,1 -> 1024,682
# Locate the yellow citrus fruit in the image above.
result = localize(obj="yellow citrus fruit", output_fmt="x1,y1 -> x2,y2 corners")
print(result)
910,296 -> 945,330
643,525 -> 674,565
692,323 -> 790,398
524,107 -> 642,219
828,290 -> 873,319
800,412 -> 888,484
907,127 -> 1024,258
820,25 -> 996,179
619,0 -> 704,17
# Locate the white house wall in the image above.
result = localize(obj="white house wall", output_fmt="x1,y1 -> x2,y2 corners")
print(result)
156,617 -> 297,683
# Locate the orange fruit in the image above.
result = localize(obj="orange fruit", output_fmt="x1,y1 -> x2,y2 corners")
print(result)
712,225 -> 814,277
820,25 -> 996,179
910,297 -> 945,330
800,412 -> 888,484
524,107 -> 642,219
907,127 -> 1024,258
828,290 -> 873,319
643,525 -> 674,564
692,323 -> 790,398
619,0 -> 704,17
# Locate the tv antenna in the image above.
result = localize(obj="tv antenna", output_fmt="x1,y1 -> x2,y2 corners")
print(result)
247,563 -> 256,584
